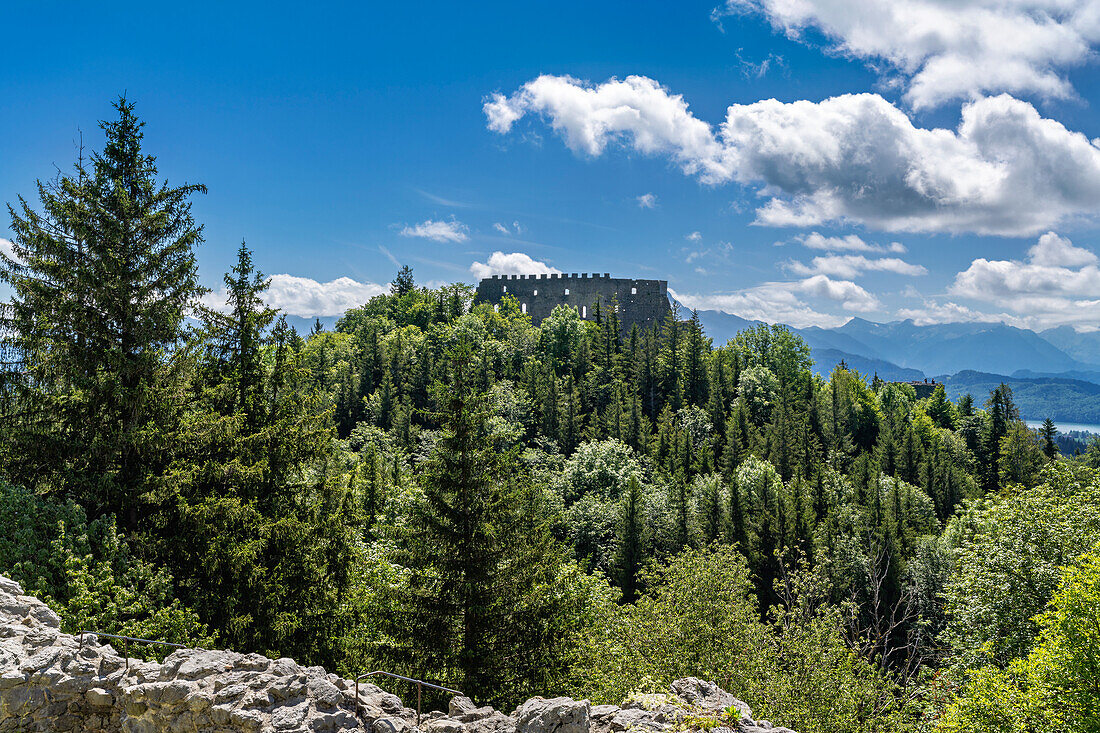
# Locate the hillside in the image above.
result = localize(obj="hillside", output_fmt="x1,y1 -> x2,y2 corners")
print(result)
941,370 -> 1100,422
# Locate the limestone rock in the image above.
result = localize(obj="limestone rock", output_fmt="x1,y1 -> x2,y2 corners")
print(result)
515,697 -> 590,733
670,677 -> 751,720
465,711 -> 517,733
0,572 -> 800,733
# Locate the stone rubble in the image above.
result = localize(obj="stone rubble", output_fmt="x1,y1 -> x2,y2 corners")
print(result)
0,574 -> 795,733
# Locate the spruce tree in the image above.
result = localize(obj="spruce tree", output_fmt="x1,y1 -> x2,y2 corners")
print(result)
615,475 -> 646,602
2,98 -> 205,522
1039,417 -> 1059,461
384,338 -> 565,702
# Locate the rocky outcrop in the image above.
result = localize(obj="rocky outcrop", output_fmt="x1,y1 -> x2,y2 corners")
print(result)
0,574 -> 794,733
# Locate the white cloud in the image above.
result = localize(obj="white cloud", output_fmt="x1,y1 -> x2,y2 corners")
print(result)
786,254 -> 927,279
486,75 -> 1100,236
203,274 -> 386,318
399,218 -> 469,243
793,232 -> 906,254
717,0 -> 1100,109
493,222 -> 509,235
0,238 -> 20,265
686,231 -> 702,241
1027,231 -> 1098,267
796,275 -> 880,311
469,251 -> 562,280
673,274 -> 878,328
637,193 -> 658,208
897,300 -> 1010,326
905,232 -> 1100,329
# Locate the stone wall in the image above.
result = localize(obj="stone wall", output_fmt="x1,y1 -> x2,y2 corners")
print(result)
0,574 -> 793,733
474,274 -> 671,332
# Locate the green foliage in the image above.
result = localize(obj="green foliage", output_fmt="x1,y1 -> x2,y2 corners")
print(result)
942,543 -> 1100,732
0,481 -> 210,647
576,547 -> 915,733
943,462 -> 1100,671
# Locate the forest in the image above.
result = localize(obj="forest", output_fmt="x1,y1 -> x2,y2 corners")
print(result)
3,101 -> 1100,733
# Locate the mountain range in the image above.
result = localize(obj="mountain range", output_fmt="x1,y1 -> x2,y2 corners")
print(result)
692,309 -> 1100,423
693,310 -> 1100,379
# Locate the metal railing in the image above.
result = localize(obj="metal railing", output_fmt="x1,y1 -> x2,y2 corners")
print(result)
78,631 -> 187,671
354,670 -> 463,724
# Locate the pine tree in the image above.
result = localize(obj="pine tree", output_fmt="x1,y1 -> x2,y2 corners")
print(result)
200,241 -> 276,429
668,474 -> 693,552
683,309 -> 709,407
2,98 -> 205,523
384,338 -> 566,702
1039,417 -> 1059,461
697,474 -> 724,544
391,265 -> 415,297
615,476 -> 646,602
659,306 -> 683,412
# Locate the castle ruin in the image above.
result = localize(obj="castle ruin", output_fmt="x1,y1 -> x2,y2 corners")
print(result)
475,273 -> 672,331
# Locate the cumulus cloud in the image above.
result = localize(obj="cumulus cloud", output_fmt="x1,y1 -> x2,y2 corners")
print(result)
786,254 -> 927,279
203,274 -> 386,318
637,193 -> 658,208
400,218 -> 469,243
686,231 -> 702,241
469,251 -> 563,280
906,232 -> 1100,329
716,0 -> 1100,109
485,75 -> 1100,236
674,274 -> 878,328
1026,231 -> 1098,267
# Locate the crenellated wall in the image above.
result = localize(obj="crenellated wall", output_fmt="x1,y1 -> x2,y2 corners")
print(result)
474,273 -> 671,331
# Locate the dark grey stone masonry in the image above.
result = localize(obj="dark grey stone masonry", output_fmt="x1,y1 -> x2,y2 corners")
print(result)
475,272 -> 671,331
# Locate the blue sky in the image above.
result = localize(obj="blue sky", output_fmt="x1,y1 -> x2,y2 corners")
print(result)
6,0 -> 1100,330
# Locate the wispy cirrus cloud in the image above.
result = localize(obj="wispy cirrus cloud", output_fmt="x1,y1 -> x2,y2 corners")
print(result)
485,75 -> 1100,236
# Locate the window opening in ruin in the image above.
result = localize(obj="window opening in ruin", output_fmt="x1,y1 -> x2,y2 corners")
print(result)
533,289 -> 537,296
565,288 -> 569,295
582,305 -> 587,318
631,287 -> 637,295
522,303 -> 527,314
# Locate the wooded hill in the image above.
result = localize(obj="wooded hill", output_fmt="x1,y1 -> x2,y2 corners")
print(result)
3,101 -> 1100,733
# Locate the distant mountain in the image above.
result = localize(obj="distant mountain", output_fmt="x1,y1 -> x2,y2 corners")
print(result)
693,309 -> 923,382
693,309 -> 762,346
284,315 -> 340,334
1039,326 -> 1100,365
941,370 -> 1100,423
824,319 -> 1093,375
810,348 -> 924,382
1013,369 -> 1100,386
